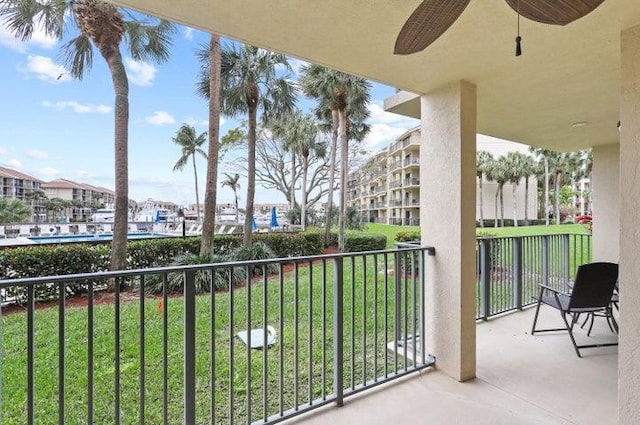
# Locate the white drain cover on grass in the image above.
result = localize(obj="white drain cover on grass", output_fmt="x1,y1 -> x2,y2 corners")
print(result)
236,325 -> 277,349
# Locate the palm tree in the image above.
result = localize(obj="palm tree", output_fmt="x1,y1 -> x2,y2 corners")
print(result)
519,155 -> 537,225
221,173 -> 241,223
1,0 -> 175,270
299,64 -> 371,251
201,43 -> 296,246
530,147 -> 554,225
0,198 -> 32,223
25,189 -> 47,222
271,111 -> 324,230
171,124 -> 208,221
489,156 -> 510,227
476,151 -> 494,228
195,33 -> 222,259
505,152 -> 528,227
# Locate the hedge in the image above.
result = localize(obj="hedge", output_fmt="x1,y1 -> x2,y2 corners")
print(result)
394,230 -> 421,243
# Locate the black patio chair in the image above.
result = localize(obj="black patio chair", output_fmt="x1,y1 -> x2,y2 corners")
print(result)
531,262 -> 619,358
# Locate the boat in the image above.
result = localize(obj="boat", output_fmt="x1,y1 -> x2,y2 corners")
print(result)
135,199 -> 171,223
90,208 -> 115,223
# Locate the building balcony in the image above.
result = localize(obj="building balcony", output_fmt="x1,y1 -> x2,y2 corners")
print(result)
403,157 -> 420,167
404,177 -> 420,187
389,180 -> 403,189
404,198 -> 420,207
389,200 -> 403,207
374,202 -> 387,208
390,160 -> 403,171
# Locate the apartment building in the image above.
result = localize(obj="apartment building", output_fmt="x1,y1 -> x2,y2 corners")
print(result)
349,127 -> 537,226
42,179 -> 115,221
0,166 -> 45,220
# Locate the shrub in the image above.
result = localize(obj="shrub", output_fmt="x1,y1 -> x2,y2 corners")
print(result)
475,230 -> 497,238
344,233 -> 387,252
394,230 -> 421,242
142,253 -> 222,294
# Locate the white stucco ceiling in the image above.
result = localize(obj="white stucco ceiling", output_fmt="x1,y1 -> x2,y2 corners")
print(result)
107,0 -> 640,151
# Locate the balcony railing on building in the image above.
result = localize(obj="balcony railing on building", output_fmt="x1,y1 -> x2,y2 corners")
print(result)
403,199 -> 420,207
389,200 -> 403,207
389,180 -> 403,189
404,178 -> 419,187
403,157 -> 420,167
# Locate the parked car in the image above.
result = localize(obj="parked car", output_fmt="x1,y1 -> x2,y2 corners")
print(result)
575,214 -> 592,224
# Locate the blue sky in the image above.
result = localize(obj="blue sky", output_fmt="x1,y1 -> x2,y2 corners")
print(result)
0,15 -> 420,206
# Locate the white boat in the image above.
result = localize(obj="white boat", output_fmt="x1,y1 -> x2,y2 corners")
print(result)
91,208 -> 115,223
135,199 -> 171,223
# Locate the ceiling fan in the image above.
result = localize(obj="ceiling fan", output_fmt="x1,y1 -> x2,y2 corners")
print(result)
394,0 -> 605,56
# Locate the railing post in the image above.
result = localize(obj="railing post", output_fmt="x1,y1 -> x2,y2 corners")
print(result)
512,237 -> 523,310
541,236 -> 549,288
480,239 -> 491,320
184,270 -> 197,424
562,234 -> 571,283
333,257 -> 344,407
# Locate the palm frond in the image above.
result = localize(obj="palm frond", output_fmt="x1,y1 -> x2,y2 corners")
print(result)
59,34 -> 93,79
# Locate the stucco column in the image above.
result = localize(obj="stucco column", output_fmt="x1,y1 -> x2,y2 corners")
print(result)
421,80 -> 476,381
592,144 -> 619,263
619,24 -> 640,425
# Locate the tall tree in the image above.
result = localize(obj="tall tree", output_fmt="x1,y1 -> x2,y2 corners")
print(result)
25,189 -> 47,222
1,0 -> 175,270
0,198 -> 32,223
270,111 -> 324,230
519,154 -> 537,225
201,44 -> 296,246
504,152 -> 528,227
221,173 -> 241,223
171,124 -> 208,220
299,65 -> 371,250
530,147 -> 554,226
489,156 -> 509,227
195,34 -> 222,259
476,150 -> 494,228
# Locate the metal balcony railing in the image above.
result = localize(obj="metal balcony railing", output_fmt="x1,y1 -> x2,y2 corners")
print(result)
0,247 -> 436,424
475,233 -> 592,320
403,157 -> 420,167
404,178 -> 419,187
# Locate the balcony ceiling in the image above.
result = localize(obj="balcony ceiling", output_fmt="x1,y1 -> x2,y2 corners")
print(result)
107,0 -> 640,151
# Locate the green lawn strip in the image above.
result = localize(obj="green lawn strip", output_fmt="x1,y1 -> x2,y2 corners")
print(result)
2,254 -> 417,424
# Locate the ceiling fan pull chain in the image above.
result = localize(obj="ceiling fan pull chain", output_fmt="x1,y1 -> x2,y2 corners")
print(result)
515,0 -> 522,56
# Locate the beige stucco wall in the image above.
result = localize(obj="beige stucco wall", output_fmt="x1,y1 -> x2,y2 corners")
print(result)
592,144 -> 620,263
421,81 -> 476,381
619,23 -> 640,425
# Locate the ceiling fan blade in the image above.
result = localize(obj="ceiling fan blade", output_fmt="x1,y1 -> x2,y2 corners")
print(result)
394,0 -> 472,55
504,0 -> 605,25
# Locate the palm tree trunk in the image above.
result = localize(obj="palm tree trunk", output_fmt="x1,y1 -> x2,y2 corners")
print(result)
244,105 -> 257,246
338,108 -> 347,252
324,108 -> 338,246
106,49 -> 129,272
234,191 -> 239,224
524,177 -> 529,225
555,172 -> 562,225
544,157 -> 550,226
499,184 -> 505,227
192,153 -> 200,221
479,175 -> 484,228
200,33 -> 221,258
290,154 -> 296,209
301,154 -> 309,231
494,188 -> 499,228
512,183 -> 518,227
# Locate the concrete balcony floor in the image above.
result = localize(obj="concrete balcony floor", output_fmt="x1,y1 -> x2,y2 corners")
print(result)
285,306 -> 618,425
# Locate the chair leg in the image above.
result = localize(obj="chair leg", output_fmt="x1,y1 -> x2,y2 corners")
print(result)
531,296 -> 543,335
561,311 -> 582,358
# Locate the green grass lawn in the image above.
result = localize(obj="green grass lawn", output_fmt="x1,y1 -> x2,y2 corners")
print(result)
1,254 -> 421,424
365,222 -> 588,248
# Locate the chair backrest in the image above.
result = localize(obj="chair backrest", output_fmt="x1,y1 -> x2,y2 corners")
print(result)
568,262 -> 618,310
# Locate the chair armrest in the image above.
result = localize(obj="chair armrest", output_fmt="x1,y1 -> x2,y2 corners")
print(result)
537,283 -> 568,295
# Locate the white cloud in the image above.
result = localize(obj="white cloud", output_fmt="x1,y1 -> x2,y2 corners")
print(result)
367,102 -> 419,126
0,147 -> 8,155
125,58 -> 157,87
361,123 -> 411,151
37,167 -> 60,177
183,27 -> 195,40
185,116 -> 226,128
75,170 -> 90,177
18,55 -> 70,82
26,149 -> 49,160
0,23 -> 57,53
145,111 -> 175,126
4,159 -> 22,169
42,100 -> 112,114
